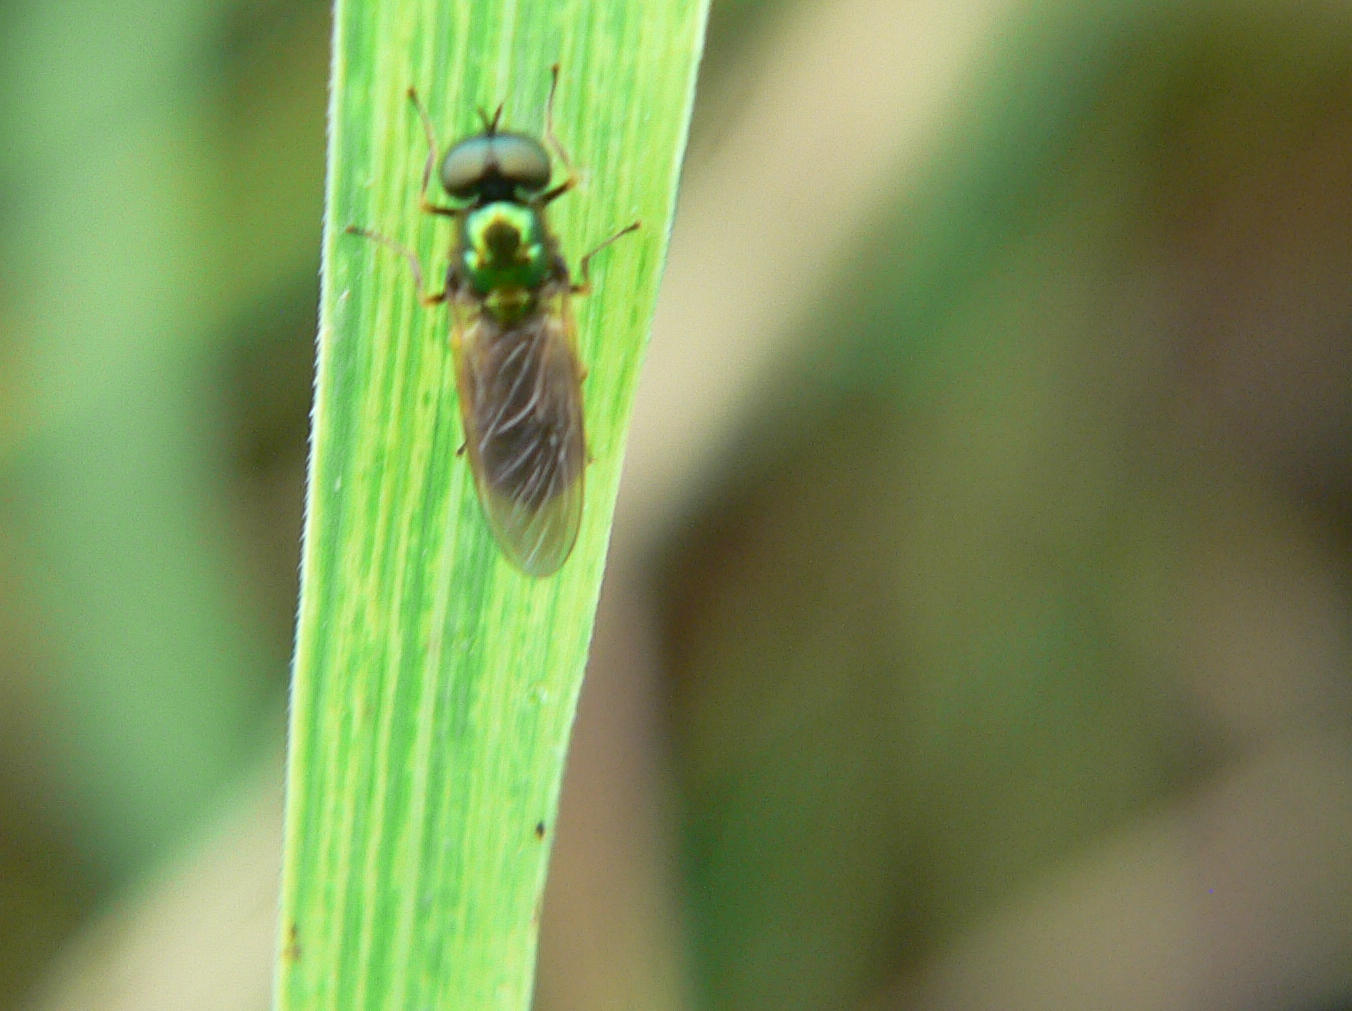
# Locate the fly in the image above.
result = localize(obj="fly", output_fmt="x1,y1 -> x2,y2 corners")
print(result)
348,65 -> 638,576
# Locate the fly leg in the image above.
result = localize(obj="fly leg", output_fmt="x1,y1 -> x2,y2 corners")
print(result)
538,64 -> 579,206
407,87 -> 460,219
344,226 -> 447,307
572,221 -> 640,296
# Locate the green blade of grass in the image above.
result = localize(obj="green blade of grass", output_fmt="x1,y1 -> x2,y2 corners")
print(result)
275,1 -> 707,1006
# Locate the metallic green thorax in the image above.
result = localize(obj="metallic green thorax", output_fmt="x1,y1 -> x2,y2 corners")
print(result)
460,202 -> 552,321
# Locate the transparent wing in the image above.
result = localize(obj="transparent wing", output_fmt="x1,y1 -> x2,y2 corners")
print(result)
453,293 -> 585,576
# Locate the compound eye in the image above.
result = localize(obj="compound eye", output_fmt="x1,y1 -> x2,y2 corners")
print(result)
440,133 -> 551,199
440,136 -> 493,199
488,134 -> 551,192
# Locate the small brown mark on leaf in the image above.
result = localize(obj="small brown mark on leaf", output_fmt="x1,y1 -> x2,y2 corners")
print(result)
282,921 -> 302,963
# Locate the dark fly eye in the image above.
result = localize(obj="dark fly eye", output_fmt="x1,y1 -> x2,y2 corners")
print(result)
440,133 -> 552,200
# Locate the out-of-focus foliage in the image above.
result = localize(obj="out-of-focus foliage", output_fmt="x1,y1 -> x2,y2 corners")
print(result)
0,0 -> 326,999
658,3 -> 1352,1009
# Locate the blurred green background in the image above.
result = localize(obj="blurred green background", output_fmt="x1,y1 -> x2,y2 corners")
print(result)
3,0 -> 1351,1008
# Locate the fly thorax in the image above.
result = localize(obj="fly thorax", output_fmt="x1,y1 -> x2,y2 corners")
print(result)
462,202 -> 549,297
483,285 -> 535,324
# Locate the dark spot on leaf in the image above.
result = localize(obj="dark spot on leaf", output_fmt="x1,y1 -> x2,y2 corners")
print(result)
283,921 -> 302,963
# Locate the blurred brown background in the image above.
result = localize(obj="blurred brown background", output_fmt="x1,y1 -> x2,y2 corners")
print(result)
2,0 -> 1350,1008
